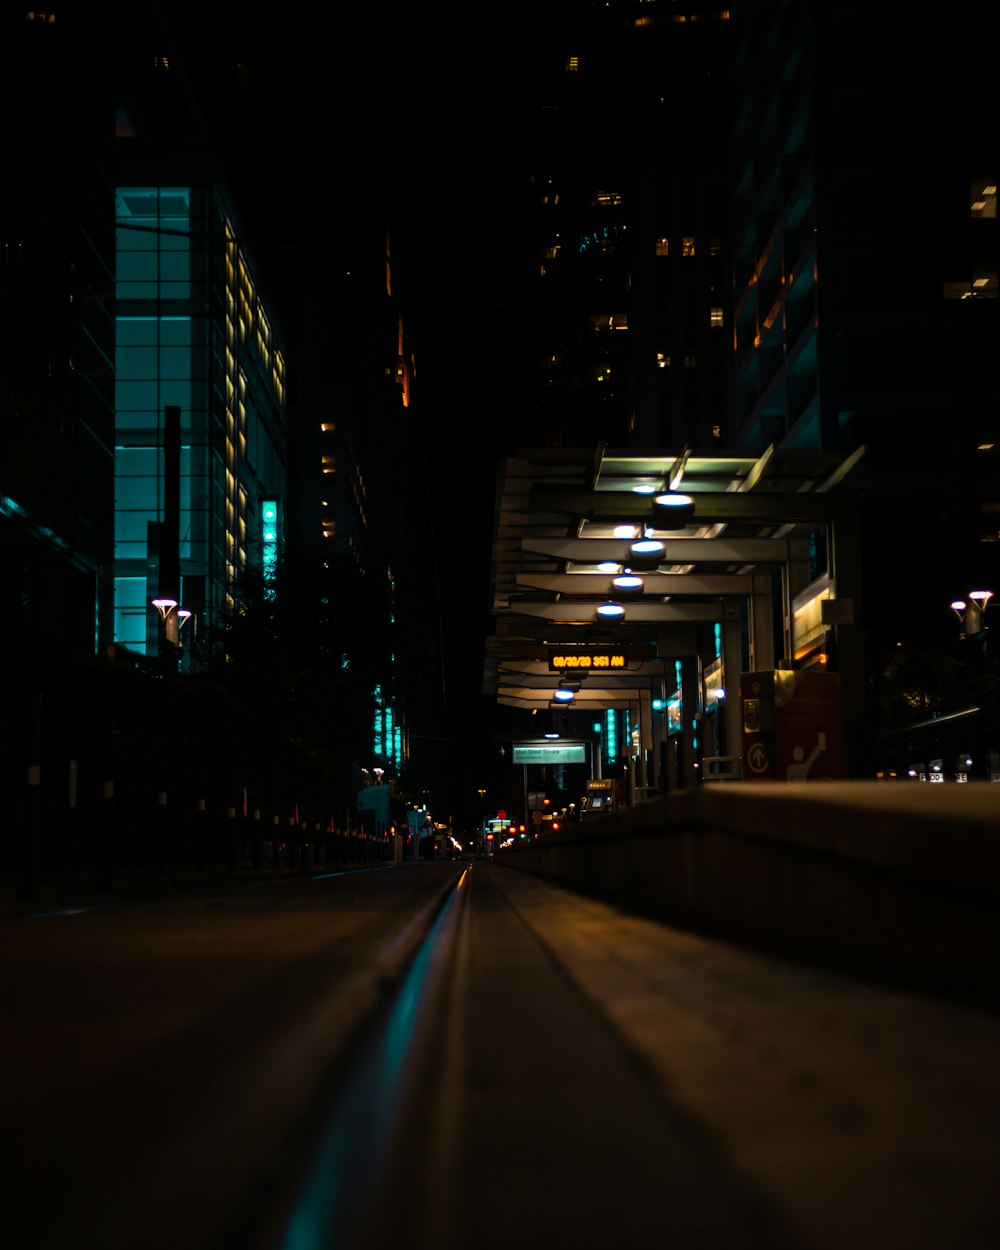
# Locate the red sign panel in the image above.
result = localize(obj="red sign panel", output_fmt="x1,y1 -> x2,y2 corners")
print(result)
740,670 -> 844,781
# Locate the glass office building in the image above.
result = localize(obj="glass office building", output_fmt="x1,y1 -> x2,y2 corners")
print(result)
113,185 -> 287,658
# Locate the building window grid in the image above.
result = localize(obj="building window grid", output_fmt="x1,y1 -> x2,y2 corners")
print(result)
224,254 -> 238,593
118,208 -> 283,642
114,190 -> 246,653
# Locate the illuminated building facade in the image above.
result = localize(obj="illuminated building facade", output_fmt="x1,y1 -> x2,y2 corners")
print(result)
113,186 -> 287,658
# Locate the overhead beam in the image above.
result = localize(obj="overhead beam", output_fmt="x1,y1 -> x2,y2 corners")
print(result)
515,571 -> 753,596
505,601 -> 727,623
521,536 -> 797,564
530,488 -> 850,523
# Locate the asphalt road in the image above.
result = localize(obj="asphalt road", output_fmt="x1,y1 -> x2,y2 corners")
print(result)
1,863 -> 463,1250
3,861 -> 999,1250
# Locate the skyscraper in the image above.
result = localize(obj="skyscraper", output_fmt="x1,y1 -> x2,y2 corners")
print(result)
1,3 -> 118,658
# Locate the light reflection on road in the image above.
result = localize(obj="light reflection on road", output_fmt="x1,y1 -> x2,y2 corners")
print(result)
280,868 -> 468,1250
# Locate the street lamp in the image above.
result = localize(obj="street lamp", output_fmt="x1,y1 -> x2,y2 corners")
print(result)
151,598 -> 193,654
951,590 -> 993,640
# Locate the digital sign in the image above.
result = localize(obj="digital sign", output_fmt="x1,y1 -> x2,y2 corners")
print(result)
548,649 -> 627,672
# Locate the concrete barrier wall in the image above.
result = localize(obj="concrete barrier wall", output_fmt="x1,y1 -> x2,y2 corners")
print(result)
497,782 -> 1000,997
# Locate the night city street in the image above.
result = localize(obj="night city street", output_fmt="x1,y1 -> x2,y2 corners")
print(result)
3,3 -> 1000,1248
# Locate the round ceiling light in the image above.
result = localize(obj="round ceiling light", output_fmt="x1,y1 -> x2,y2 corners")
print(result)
626,538 -> 665,569
652,491 -> 695,528
610,573 -> 644,598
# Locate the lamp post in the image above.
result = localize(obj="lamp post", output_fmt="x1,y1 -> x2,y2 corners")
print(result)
951,590 -> 994,710
950,590 -> 993,645
151,598 -> 193,662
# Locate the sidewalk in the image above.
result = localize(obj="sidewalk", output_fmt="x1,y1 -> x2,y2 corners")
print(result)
491,864 -> 1000,1250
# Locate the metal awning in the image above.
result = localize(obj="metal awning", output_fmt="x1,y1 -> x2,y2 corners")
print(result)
485,443 -> 866,712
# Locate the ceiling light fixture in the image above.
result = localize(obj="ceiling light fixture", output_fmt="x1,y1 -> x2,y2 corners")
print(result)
626,537 -> 665,569
652,491 -> 695,527
610,573 -> 644,598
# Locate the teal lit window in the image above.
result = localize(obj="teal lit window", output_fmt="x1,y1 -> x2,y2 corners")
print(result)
373,684 -> 385,756
113,576 -> 150,652
262,498 -> 279,586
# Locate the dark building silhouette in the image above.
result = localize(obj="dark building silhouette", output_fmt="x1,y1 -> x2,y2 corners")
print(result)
1,4 -> 118,657
524,2 -> 734,452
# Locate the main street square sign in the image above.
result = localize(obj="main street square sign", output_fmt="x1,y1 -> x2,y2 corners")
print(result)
512,742 -> 588,765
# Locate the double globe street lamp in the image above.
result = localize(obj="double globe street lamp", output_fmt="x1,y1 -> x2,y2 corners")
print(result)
151,597 -> 193,658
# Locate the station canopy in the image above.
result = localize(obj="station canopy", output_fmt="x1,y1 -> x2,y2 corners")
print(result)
484,443 -> 866,713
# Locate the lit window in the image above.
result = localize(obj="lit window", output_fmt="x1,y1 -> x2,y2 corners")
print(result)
682,237 -> 696,257
710,307 -> 724,327
591,313 -> 628,332
593,191 -> 623,208
566,55 -> 580,72
657,352 -> 670,368
971,180 -> 997,219
712,424 -> 722,440
655,237 -> 669,256
943,272 -> 999,299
